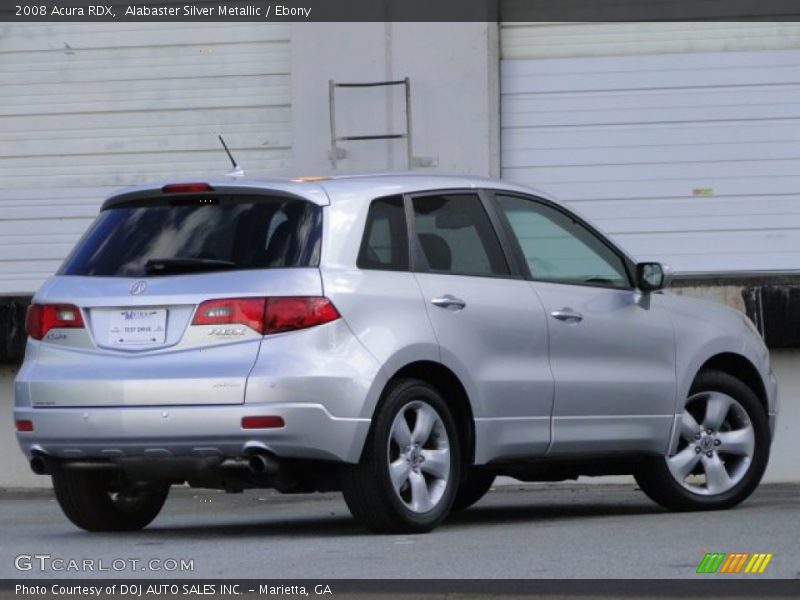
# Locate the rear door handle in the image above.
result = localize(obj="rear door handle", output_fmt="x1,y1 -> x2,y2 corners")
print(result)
551,308 -> 583,323
431,295 -> 467,311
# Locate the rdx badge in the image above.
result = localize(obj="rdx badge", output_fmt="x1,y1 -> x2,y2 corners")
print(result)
208,327 -> 246,336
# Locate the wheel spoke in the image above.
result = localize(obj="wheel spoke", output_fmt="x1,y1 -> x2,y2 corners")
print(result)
391,413 -> 413,448
680,411 -> 701,441
419,448 -> 450,480
408,470 -> 433,512
702,454 -> 733,494
389,457 -> 411,493
667,446 -> 701,481
411,403 -> 437,445
703,393 -> 733,432
717,426 -> 755,457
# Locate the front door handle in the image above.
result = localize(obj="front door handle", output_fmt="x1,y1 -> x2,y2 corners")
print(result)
431,295 -> 467,311
551,308 -> 583,323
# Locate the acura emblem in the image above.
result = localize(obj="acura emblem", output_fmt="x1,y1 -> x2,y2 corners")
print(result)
130,281 -> 147,295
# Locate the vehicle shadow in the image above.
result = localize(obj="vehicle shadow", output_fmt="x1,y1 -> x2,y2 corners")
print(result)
446,500 -> 666,528
83,497 -> 667,539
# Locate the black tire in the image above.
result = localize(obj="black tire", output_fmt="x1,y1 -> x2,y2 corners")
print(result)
451,469 -> 495,512
635,369 -> 770,511
341,378 -> 461,533
52,471 -> 170,532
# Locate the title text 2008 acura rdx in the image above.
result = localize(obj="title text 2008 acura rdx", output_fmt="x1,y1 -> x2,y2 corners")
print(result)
14,174 -> 777,533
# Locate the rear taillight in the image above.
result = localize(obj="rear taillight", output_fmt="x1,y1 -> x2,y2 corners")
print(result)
26,304 -> 84,340
264,297 -> 340,334
191,297 -> 339,335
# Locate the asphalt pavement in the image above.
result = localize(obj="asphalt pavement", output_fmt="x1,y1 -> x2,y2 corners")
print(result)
0,482 -> 798,580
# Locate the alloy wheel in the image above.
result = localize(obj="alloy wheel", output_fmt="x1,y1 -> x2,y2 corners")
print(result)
667,391 -> 755,496
387,400 -> 451,513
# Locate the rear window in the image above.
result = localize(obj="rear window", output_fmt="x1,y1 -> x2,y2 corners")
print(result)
59,195 -> 322,277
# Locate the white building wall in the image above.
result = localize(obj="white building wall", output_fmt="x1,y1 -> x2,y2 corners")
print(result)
0,23 -> 292,295
290,22 -> 499,176
502,22 -> 800,59
500,23 -> 800,274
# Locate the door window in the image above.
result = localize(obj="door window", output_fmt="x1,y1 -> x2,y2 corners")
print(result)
496,194 -> 630,288
411,194 -> 509,277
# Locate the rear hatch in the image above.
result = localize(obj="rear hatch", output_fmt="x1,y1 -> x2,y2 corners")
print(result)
27,184 -> 324,408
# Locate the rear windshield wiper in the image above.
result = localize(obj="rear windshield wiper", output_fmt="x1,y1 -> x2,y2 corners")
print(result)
144,257 -> 237,275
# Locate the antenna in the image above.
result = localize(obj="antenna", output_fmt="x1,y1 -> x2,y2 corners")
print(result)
218,135 -> 245,178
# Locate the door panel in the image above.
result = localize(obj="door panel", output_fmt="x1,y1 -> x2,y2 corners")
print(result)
491,191 -> 677,455
416,273 -> 553,460
533,282 -> 676,454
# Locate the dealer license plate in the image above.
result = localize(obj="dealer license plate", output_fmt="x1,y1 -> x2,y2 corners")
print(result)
108,308 -> 167,346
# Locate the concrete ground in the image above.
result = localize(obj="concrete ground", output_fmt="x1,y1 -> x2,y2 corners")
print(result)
0,482 -> 797,581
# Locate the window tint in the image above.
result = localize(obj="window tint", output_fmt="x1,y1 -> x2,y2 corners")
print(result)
411,194 -> 508,277
357,196 -> 409,271
60,196 -> 321,277
496,194 -> 629,288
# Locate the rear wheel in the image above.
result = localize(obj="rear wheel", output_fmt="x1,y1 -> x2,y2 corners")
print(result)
52,471 -> 170,531
635,370 -> 769,511
451,469 -> 495,512
341,378 -> 461,533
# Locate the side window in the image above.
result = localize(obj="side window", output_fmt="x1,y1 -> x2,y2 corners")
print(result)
357,196 -> 409,271
411,194 -> 509,277
495,194 -> 630,288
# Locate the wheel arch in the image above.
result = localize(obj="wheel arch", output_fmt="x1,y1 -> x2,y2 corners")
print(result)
696,352 -> 768,413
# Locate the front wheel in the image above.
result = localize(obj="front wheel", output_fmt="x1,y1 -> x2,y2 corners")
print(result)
52,470 -> 170,532
635,370 -> 770,511
341,378 -> 461,533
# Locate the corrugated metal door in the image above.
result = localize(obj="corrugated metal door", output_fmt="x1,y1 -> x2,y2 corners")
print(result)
500,22 -> 800,273
0,23 -> 291,294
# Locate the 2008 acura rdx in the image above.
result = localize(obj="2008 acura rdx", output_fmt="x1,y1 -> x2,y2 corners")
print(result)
15,174 -> 777,533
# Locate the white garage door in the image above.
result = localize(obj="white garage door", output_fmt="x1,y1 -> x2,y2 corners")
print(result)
501,22 -> 800,274
0,23 -> 291,294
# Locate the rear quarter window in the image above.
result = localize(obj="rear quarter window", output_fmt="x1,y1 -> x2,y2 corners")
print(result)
357,195 -> 409,271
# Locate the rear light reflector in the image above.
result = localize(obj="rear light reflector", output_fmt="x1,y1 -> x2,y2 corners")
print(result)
26,304 -> 85,340
15,420 -> 34,432
192,298 -> 266,332
162,182 -> 214,194
241,416 -> 285,429
192,297 -> 340,334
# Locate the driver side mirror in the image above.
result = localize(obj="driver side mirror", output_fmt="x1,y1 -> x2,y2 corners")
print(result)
636,262 -> 671,292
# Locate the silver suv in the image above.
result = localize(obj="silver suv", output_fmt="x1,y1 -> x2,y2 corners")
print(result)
15,175 -> 777,533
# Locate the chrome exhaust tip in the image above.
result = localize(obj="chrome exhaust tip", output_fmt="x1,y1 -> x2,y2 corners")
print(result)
248,453 -> 279,475
30,456 -> 49,475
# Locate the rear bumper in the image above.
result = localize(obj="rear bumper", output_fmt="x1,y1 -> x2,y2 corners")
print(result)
15,403 -> 370,464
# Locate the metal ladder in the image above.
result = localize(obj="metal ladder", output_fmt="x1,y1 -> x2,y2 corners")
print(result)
328,77 -> 412,169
